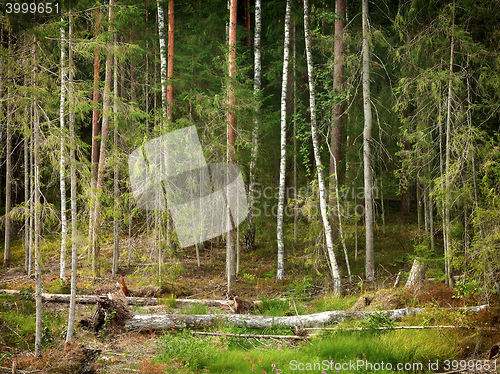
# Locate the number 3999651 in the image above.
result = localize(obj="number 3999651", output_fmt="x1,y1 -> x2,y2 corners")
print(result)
5,2 -> 60,14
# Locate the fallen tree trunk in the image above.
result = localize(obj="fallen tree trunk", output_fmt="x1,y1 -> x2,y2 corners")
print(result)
0,289 -> 238,308
124,305 -> 489,331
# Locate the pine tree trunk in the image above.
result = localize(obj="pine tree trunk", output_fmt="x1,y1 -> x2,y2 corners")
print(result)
276,0 -> 291,282
329,0 -> 345,245
66,13 -> 78,344
304,0 -> 342,295
166,0 -> 174,123
247,0 -> 261,252
89,8 -> 101,258
59,21 -> 67,281
112,28 -> 120,278
362,0 -> 375,281
226,0 -> 238,292
444,0 -> 455,289
4,107 -> 11,268
92,0 -> 116,277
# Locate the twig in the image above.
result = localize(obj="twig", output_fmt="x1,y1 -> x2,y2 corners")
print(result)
191,331 -> 308,340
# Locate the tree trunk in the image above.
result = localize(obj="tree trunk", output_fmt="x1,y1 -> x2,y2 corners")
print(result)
124,305 -> 488,331
66,13 -> 78,344
112,28 -> 120,278
247,0 -> 261,252
276,0 -> 291,282
166,0 -> 174,123
444,0 -> 455,289
89,8 -> 101,258
157,0 -> 168,127
226,0 -> 238,292
304,0 -> 342,295
33,36 -> 43,358
59,21 -> 67,281
4,104 -> 11,268
92,0 -> 116,278
362,0 -> 375,281
329,0 -> 346,245
405,258 -> 427,288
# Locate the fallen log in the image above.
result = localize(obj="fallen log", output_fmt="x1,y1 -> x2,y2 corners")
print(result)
0,289 -> 240,308
124,305 -> 489,331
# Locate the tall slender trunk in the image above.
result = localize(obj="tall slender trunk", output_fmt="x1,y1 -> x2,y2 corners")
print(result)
66,13 -> 78,344
444,0 -> 456,288
166,0 -> 174,123
59,21 -> 67,281
276,0 -> 291,282
92,0 -> 116,277
33,36 -> 43,358
157,0 -> 168,126
4,106 -> 11,268
226,0 -> 238,292
329,0 -> 346,244
292,20 -> 298,244
89,8 -> 101,257
304,0 -> 342,294
247,0 -> 261,251
112,28 -> 120,278
362,0 -> 375,281
24,109 -> 30,272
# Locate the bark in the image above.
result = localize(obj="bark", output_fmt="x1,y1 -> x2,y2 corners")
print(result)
362,0 -> 375,281
66,12 -> 78,344
24,110 -> 30,273
157,0 -> 167,127
89,9 -> 101,255
92,0 -> 116,277
246,0 -> 261,252
292,21 -> 298,244
276,0 -> 291,282
112,29 -> 119,278
304,0 -> 342,294
4,106 -> 11,268
33,36 -> 43,358
166,0 -> 174,123
444,0 -> 456,289
329,0 -> 346,244
405,258 -> 427,288
124,305 -> 489,331
226,0 -> 238,292
59,21 -> 67,281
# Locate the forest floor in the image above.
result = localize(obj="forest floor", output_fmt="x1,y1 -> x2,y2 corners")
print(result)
1,215 -> 500,373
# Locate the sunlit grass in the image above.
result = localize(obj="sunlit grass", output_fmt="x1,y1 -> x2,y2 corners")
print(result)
156,326 -> 458,373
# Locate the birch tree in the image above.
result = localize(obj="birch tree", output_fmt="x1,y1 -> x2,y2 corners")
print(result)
304,0 -> 342,295
362,0 -> 375,281
276,0 -> 291,282
247,0 -> 261,252
226,0 -> 237,291
66,13 -> 78,344
33,36 -> 43,358
59,20 -> 67,281
167,0 -> 174,123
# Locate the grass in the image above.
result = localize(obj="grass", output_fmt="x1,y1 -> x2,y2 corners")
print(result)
156,327 -> 459,373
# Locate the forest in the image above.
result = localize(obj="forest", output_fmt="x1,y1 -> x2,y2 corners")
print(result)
1,0 -> 500,372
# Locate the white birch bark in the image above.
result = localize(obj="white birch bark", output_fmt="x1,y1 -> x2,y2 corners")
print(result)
304,0 -> 342,295
247,0 -> 261,249
66,13 -> 78,344
362,0 -> 375,281
276,0 -> 291,282
59,21 -> 67,281
157,0 -> 167,127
